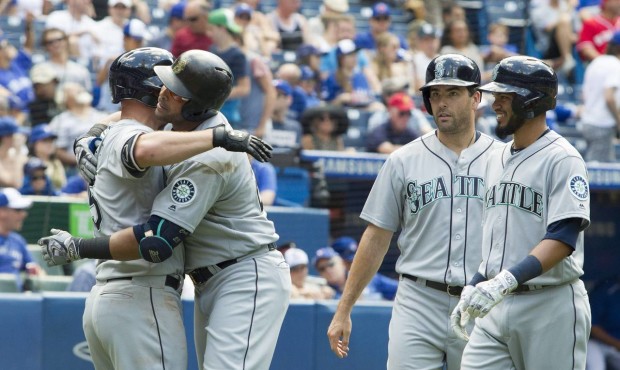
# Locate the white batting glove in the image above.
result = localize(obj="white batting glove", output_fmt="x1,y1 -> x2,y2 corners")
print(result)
38,229 -> 82,266
465,270 -> 518,319
74,136 -> 101,186
450,285 -> 475,341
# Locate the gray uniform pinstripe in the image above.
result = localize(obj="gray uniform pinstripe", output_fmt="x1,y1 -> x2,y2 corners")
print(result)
83,120 -> 187,370
361,130 -> 502,370
461,130 -> 592,370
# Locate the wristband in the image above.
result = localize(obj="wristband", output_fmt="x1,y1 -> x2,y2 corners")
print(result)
78,236 -> 113,260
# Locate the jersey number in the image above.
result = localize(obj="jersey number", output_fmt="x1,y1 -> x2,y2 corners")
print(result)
87,188 -> 102,231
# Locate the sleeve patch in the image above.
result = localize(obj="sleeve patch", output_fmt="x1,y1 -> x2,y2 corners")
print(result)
567,174 -> 589,201
170,178 -> 197,205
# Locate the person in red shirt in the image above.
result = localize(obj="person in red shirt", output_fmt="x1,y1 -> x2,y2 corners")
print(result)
171,0 -> 213,57
577,0 -> 620,62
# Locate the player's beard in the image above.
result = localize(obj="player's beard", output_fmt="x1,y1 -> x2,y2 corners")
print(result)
495,113 -> 525,140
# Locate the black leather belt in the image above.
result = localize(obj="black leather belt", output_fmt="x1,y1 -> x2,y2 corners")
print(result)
189,243 -> 277,285
106,275 -> 182,290
402,274 -> 463,296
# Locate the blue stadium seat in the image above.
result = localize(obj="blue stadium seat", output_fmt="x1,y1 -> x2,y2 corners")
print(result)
0,15 -> 25,47
276,166 -> 311,206
343,108 -> 372,151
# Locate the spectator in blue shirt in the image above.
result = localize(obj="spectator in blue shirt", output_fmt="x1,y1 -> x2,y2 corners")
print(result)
250,156 -> 277,206
298,65 -> 322,109
20,157 -> 59,196
354,2 -> 407,53
0,35 -> 34,113
0,187 -> 43,291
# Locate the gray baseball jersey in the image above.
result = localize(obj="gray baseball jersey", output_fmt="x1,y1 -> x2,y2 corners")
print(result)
149,113 -> 290,370
84,119 -> 187,370
462,130 -> 591,370
361,130 -> 502,370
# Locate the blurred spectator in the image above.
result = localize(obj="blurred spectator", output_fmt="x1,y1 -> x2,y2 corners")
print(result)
0,31 -> 34,113
579,31 -> 620,162
480,23 -> 519,70
20,157 -> 59,196
307,0 -> 349,48
577,0 -> 620,62
238,32 -> 277,137
530,0 -> 576,73
587,276 -> 620,370
439,19 -> 484,72
148,1 -> 188,51
285,247 -> 335,299
91,0 -> 132,74
263,79 -> 303,149
27,63 -> 60,127
331,236 -> 398,300
250,155 -> 277,206
35,28 -> 93,93
66,260 -> 96,292
60,174 -> 89,198
322,39 -> 382,110
27,124 -> 66,189
266,0 -> 310,51
300,105 -> 349,151
408,22 -> 440,92
368,77 -> 433,137
275,63 -> 307,120
207,8 -> 250,127
0,187 -> 44,291
44,0 -> 98,65
171,0 -> 212,57
277,240 -> 297,256
49,82 -> 107,171
370,32 -> 411,86
355,2 -> 408,54
298,65 -> 322,108
366,92 -> 419,154
0,116 -> 28,188
231,0 -> 281,57
441,1 -> 466,26
296,44 -> 323,93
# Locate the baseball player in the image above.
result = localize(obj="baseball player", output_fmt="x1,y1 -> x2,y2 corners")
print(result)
40,50 -> 291,370
327,54 -> 502,370
39,47 -> 273,370
451,56 -> 591,370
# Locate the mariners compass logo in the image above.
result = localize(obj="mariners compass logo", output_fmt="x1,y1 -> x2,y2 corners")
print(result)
568,175 -> 589,201
172,58 -> 187,74
435,59 -> 445,79
171,178 -> 196,204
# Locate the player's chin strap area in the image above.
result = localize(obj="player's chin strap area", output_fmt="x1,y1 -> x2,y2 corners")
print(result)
189,243 -> 277,286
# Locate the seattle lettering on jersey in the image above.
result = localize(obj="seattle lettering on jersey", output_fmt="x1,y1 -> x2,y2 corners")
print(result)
485,181 -> 543,218
406,175 -> 485,214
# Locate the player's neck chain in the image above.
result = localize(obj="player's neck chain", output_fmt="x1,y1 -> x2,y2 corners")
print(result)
511,127 -> 551,155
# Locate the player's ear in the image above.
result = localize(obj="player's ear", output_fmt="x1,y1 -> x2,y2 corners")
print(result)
471,90 -> 481,110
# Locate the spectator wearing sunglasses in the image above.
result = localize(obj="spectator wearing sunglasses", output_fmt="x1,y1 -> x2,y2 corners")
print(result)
171,0 -> 213,57
366,92 -> 419,154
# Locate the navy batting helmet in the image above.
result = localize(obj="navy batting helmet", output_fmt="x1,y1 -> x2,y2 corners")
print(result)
109,47 -> 174,107
154,50 -> 233,122
420,54 -> 480,114
479,56 -> 557,120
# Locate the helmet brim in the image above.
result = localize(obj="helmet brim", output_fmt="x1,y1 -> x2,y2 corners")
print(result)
478,81 -> 531,97
419,78 -> 478,91
154,65 -> 193,99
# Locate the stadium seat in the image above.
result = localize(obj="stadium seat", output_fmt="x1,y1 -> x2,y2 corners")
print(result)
276,166 -> 311,206
343,109 -> 372,151
0,273 -> 19,293
28,245 -> 64,276
28,275 -> 74,292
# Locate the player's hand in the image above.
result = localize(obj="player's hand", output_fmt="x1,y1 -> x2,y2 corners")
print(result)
38,229 -> 82,266
213,126 -> 273,162
74,136 -> 101,186
450,285 -> 475,341
465,270 -> 518,319
327,311 -> 352,359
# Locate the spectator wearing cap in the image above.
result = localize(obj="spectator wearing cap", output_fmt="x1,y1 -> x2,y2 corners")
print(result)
27,63 -> 61,127
0,31 -> 35,114
148,2 -> 188,51
286,247 -> 335,300
266,0 -> 310,52
298,65 -> 322,108
171,0 -> 213,57
0,116 -> 28,188
407,22 -> 440,92
366,92 -> 419,153
355,2 -> 408,54
207,8 -> 250,128
322,39 -> 382,110
27,124 -> 66,189
313,247 -> 348,298
296,44 -> 323,88
331,236 -> 398,300
580,31 -> 620,162
263,79 -> 303,149
35,28 -> 92,96
367,77 -> 433,138
0,187 -> 44,291
300,104 -> 349,151
20,156 -> 59,196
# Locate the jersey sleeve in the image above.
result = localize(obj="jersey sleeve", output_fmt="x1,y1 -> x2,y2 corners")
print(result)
360,155 -> 403,232
150,159 -> 226,233
102,125 -> 153,180
546,156 -> 590,230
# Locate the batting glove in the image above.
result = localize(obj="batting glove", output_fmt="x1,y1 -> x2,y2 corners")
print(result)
465,270 -> 518,319
213,126 -> 273,163
38,229 -> 82,266
74,136 -> 101,186
450,285 -> 475,341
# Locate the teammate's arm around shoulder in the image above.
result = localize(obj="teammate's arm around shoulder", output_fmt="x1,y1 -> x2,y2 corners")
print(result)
327,224 -> 393,359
